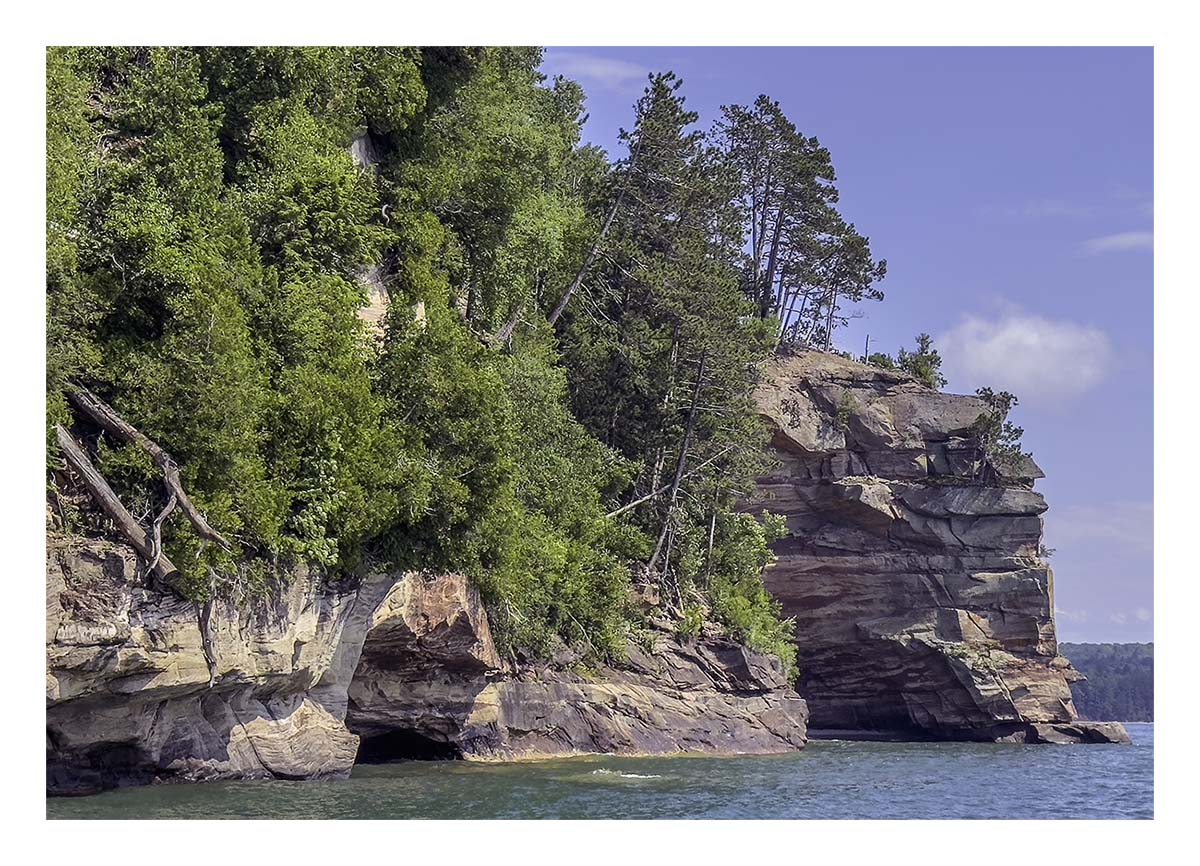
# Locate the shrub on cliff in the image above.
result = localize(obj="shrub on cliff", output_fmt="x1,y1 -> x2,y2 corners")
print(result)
707,512 -> 798,678
48,48 -> 880,672
972,386 -> 1032,479
896,333 -> 947,390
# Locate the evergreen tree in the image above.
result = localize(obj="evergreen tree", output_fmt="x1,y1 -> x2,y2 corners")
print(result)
716,94 -> 887,349
896,332 -> 947,389
47,50 -> 901,675
554,74 -> 794,668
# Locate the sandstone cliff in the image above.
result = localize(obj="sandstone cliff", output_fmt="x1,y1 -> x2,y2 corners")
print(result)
46,534 -> 807,794
348,585 -> 807,761
747,350 -> 1128,744
47,348 -> 1128,795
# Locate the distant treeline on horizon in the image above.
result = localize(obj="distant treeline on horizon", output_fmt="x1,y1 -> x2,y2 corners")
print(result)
1060,642 -> 1153,723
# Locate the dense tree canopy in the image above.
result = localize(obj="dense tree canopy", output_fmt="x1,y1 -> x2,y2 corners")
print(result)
47,48 -> 891,673
1061,643 -> 1154,722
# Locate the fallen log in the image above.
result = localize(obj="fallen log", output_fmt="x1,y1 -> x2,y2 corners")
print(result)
66,388 -> 230,550
55,424 -> 180,587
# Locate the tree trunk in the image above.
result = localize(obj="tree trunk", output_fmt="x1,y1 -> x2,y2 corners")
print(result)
647,322 -> 681,494
760,206 -> 786,317
753,164 -> 774,268
648,351 -> 708,573
56,424 -> 181,588
66,388 -> 230,550
702,500 -> 718,587
777,283 -> 810,347
494,272 -> 544,345
823,285 -> 839,351
493,296 -> 526,346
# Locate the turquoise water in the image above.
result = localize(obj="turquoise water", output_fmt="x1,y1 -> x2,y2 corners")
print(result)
47,722 -> 1152,819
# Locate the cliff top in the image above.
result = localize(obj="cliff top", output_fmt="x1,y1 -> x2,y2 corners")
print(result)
755,348 -> 1044,483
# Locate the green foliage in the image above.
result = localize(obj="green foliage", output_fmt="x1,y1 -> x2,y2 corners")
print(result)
676,603 -> 705,640
716,94 -> 886,346
42,47 -> 427,592
866,351 -> 897,370
1060,643 -> 1153,722
896,333 -> 947,390
707,512 -> 797,679
46,48 -> 103,434
549,74 -> 799,663
972,386 -> 1032,478
46,48 -> 829,674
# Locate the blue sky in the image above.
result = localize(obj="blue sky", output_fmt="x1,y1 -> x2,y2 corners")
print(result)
541,47 -> 1153,643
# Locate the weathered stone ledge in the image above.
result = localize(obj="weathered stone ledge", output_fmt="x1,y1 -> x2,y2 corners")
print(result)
46,534 -> 808,795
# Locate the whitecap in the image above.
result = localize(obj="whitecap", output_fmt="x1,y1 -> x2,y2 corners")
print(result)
590,768 -> 662,779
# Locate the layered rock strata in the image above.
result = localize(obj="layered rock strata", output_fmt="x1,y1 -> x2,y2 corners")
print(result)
748,350 -> 1128,744
46,534 -> 807,794
347,584 -> 808,760
47,534 -> 391,794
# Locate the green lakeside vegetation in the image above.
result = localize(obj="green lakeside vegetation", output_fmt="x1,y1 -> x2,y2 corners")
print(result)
47,47 -> 1025,676
1061,643 -> 1154,722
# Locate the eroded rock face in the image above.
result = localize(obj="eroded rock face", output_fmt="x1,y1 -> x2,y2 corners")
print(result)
346,585 -> 809,760
47,535 -> 807,794
748,350 -> 1128,745
46,535 -> 406,794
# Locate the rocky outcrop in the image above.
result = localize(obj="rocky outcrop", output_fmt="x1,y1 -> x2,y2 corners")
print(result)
347,583 -> 808,759
47,534 -> 807,794
747,350 -> 1129,745
46,534 -> 399,794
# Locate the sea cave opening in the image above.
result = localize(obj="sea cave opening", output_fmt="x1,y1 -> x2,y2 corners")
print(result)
354,729 -> 463,763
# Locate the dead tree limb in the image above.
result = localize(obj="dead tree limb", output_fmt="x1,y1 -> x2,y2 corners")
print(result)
55,424 -> 180,587
147,490 -> 178,576
546,140 -> 642,327
604,445 -> 732,519
66,388 -> 230,550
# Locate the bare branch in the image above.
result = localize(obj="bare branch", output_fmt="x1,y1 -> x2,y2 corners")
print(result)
67,388 -> 231,550
604,446 -> 732,519
55,425 -> 180,589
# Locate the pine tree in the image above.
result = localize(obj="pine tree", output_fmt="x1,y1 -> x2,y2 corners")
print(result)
716,94 -> 887,349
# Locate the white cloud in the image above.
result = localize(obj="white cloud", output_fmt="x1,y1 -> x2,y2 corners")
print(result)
1055,607 -> 1090,624
937,310 -> 1114,404
1136,608 -> 1152,622
541,51 -> 649,90
1110,611 -> 1128,625
1044,501 -> 1154,555
1081,231 -> 1153,254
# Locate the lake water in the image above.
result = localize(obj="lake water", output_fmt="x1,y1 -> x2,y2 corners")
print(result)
47,722 -> 1153,819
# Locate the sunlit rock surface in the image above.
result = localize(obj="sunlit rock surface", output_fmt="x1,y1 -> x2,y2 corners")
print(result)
748,350 -> 1129,744
46,535 -> 807,795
